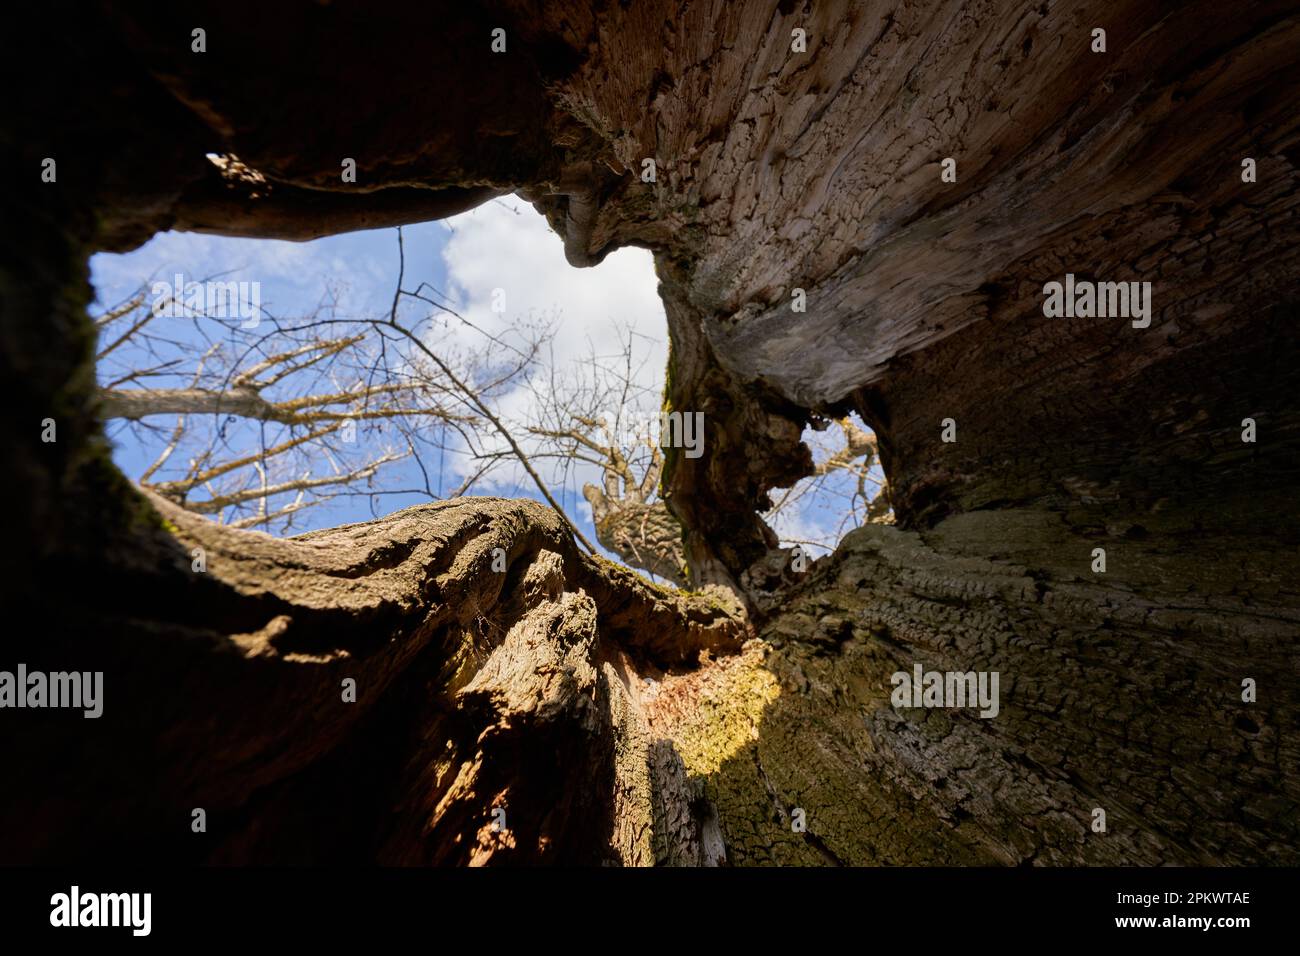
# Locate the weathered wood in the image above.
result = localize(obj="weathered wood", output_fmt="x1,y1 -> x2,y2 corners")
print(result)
2,0 -> 1297,865
1,489 -> 742,863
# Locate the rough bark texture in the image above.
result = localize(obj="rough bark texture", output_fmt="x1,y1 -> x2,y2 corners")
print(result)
2,1 -> 1297,865
585,491 -> 689,588
3,490 -> 742,864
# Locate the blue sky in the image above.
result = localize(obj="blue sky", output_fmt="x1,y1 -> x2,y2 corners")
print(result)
90,196 -> 872,570
90,200 -> 669,555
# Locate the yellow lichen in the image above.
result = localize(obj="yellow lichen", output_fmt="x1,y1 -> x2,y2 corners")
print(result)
650,643 -> 780,778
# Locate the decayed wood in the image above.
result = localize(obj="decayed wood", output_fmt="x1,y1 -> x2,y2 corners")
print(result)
654,514 -> 1300,865
506,0 -> 1300,586
1,488 -> 744,864
3,0 -> 1298,866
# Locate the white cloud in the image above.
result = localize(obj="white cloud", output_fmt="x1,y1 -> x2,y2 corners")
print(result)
88,204 -> 671,548
440,198 -> 665,367
435,197 -> 668,496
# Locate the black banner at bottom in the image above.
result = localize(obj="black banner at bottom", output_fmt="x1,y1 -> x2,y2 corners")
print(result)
0,866 -> 1280,942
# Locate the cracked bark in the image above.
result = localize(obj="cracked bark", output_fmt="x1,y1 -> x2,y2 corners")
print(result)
3,489 -> 742,864
2,0 -> 1298,865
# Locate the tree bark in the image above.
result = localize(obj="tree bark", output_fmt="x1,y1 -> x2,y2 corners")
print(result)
658,511 -> 1300,865
3,0 -> 1297,866
101,385 -> 293,422
3,489 -> 743,864
584,486 -> 689,588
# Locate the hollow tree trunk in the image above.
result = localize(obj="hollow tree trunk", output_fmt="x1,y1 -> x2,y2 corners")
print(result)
4,488 -> 743,865
661,510 -> 1300,865
2,0 -> 1297,865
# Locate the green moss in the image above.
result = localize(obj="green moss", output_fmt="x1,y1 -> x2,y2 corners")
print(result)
658,340 -> 680,499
